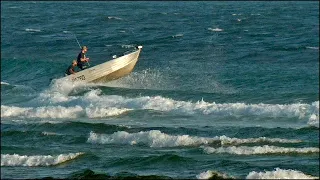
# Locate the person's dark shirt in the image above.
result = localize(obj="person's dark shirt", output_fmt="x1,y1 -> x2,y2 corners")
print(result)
77,51 -> 85,64
77,51 -> 85,69
65,64 -> 75,75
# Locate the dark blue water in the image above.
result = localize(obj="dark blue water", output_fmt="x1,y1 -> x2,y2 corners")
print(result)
1,2 -> 319,179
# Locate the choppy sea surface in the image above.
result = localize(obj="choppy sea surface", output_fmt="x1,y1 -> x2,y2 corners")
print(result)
1,1 -> 319,179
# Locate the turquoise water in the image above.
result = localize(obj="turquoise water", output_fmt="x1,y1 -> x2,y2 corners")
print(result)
1,2 -> 319,179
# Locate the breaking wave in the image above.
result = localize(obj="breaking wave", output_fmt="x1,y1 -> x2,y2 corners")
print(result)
197,168 -> 318,179
246,168 -> 318,179
2,83 -> 318,127
1,152 -> 84,166
196,170 -> 233,179
202,145 -> 319,155
1,105 -> 131,119
87,130 -> 301,147
2,88 -> 318,127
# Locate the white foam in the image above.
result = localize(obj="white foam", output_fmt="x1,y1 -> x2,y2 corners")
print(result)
306,46 -> 319,50
47,78 -> 83,98
1,81 -> 10,85
42,131 -> 59,136
1,105 -> 130,119
5,82 -> 318,126
85,106 -> 132,118
1,105 -> 32,117
197,170 -> 233,179
197,170 -> 213,179
208,28 -> 223,32
87,130 -> 301,148
172,34 -> 183,38
1,152 -> 84,166
308,114 -> 319,127
218,136 -> 301,145
87,130 -> 210,147
197,170 -> 230,179
202,145 -> 319,155
107,16 -> 122,20
246,168 -> 318,179
1,105 -> 83,119
307,101 -> 319,128
25,28 -> 41,32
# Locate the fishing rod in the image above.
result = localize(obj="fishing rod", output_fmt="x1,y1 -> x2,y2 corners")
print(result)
74,35 -> 82,49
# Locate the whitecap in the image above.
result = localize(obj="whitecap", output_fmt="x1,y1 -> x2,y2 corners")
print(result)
85,106 -> 132,118
306,46 -> 319,50
1,152 -> 84,166
1,105 -> 131,119
1,81 -> 10,85
107,16 -> 122,20
307,101 -> 319,128
42,131 -> 60,136
208,28 -> 223,32
172,34 -> 184,38
308,114 -> 319,128
246,168 -> 318,179
25,28 -> 41,32
87,130 -> 302,148
196,170 -> 232,179
5,80 -> 318,126
202,145 -> 319,155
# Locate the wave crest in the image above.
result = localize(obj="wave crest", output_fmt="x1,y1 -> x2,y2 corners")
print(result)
246,168 -> 318,179
1,152 -> 84,166
202,145 -> 319,155
87,130 -> 301,148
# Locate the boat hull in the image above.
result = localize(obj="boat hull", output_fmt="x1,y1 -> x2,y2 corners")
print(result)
91,57 -> 138,83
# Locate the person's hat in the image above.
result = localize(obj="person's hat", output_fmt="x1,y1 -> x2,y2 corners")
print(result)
82,46 -> 88,50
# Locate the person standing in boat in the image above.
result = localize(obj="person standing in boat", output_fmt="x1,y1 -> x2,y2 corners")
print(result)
77,46 -> 90,70
65,60 -> 78,76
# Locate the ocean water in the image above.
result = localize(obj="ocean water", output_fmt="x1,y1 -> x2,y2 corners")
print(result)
1,1 -> 319,179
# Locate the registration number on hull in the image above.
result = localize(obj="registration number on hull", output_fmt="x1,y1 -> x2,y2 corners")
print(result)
71,75 -> 86,82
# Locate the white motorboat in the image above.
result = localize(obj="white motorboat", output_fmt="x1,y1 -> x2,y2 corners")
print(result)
60,46 -> 142,83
